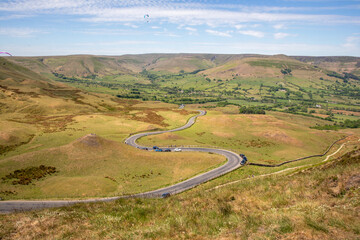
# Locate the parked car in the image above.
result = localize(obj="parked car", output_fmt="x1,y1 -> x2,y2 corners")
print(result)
174,148 -> 182,152
240,155 -> 248,165
161,192 -> 170,198
155,148 -> 163,152
141,147 -> 148,151
153,146 -> 159,150
164,149 -> 171,152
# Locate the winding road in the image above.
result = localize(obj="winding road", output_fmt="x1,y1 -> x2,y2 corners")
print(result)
0,110 -> 242,213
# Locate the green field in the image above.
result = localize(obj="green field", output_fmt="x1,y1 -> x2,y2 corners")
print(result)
8,54 -> 360,121
1,142 -> 359,239
139,106 -> 346,164
0,103 -> 228,199
1,55 -> 359,201
1,54 -> 360,239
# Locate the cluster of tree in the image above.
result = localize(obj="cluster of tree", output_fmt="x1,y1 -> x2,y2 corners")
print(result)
332,106 -> 360,112
116,94 -> 141,99
130,88 -> 141,95
344,72 -> 360,80
326,84 -> 360,98
239,106 -> 266,114
327,71 -> 360,82
176,97 -> 220,104
53,72 -> 98,80
84,74 -> 97,80
311,119 -> 360,130
281,68 -> 292,75
217,101 -> 230,107
140,69 -> 159,83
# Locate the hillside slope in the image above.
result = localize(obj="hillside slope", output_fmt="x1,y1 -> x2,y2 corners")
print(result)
0,57 -> 121,156
7,54 -> 360,116
1,144 -> 359,239
0,133 -> 224,199
9,54 -> 360,79
0,57 -> 118,115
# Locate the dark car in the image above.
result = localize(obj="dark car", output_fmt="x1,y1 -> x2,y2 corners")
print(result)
241,156 -> 248,165
164,149 -> 171,152
153,146 -> 159,150
141,147 -> 148,151
161,192 -> 170,198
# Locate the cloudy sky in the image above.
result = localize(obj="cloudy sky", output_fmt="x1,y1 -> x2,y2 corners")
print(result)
0,0 -> 359,56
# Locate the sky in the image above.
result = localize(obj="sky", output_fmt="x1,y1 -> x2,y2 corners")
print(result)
0,0 -> 359,56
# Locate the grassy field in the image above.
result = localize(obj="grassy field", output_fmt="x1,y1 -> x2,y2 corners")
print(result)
8,55 -> 360,119
0,133 -> 225,199
139,105 -> 346,164
0,141 -> 358,239
1,54 -> 359,239
0,100 -> 229,199
0,59 -> 228,200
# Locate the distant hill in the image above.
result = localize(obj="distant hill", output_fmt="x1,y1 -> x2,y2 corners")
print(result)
6,53 -> 360,109
0,57 -> 119,115
292,56 -> 360,75
9,54 -> 360,79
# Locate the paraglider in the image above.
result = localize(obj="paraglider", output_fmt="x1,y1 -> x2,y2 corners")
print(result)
144,14 -> 150,23
0,52 -> 12,56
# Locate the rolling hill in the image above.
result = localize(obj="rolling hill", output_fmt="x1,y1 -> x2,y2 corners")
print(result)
0,57 -> 121,115
1,54 -> 359,240
8,54 -> 360,78
6,54 -> 360,123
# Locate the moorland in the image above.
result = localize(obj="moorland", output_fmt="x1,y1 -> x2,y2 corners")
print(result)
0,53 -> 359,239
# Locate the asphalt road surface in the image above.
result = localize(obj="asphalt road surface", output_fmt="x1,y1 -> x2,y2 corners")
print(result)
0,110 -> 242,213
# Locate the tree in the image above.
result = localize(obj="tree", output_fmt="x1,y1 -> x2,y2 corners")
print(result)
281,68 -> 292,75
239,106 -> 265,114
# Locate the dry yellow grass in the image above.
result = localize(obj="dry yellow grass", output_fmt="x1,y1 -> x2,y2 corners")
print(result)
0,147 -> 358,240
139,109 -> 344,165
0,133 -> 225,199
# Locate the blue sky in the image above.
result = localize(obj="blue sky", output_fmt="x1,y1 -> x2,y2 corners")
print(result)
0,0 -> 359,56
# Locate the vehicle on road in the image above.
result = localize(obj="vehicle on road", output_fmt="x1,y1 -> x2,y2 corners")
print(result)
155,148 -> 163,152
161,192 -> 170,198
174,148 -> 182,152
240,154 -> 248,165
141,147 -> 148,150
164,149 -> 171,152
0,110 -> 244,213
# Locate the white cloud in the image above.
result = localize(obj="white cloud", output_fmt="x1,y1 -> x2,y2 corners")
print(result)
0,0 -> 87,11
273,23 -> 286,30
185,27 -> 197,32
124,23 -> 139,28
235,24 -> 245,29
238,30 -> 265,38
206,29 -> 232,37
274,32 -> 297,39
0,14 -> 33,20
0,27 -> 44,37
343,35 -> 360,48
1,0 -> 359,25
